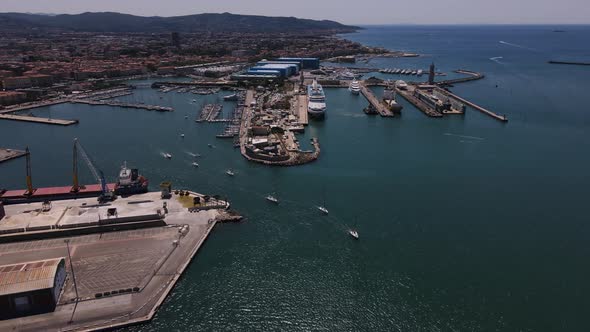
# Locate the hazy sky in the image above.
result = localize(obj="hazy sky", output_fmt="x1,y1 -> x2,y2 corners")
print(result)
2,0 -> 589,25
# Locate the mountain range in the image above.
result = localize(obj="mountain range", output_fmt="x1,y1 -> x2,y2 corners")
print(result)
0,12 -> 359,33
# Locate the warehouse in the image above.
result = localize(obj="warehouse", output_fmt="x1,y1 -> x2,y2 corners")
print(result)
275,57 -> 320,69
0,258 -> 66,320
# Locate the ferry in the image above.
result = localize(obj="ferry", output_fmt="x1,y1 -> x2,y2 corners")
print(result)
349,79 -> 361,95
307,80 -> 327,119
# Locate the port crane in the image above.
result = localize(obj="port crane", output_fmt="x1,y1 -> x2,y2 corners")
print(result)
72,138 -> 115,202
25,147 -> 34,195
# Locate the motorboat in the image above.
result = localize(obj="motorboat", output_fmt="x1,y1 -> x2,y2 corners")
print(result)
318,206 -> 329,214
226,169 -> 235,176
349,229 -> 359,240
266,195 -> 279,204
164,153 -> 172,159
192,162 -> 199,167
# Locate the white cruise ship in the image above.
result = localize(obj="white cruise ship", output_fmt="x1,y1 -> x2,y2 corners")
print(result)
349,79 -> 361,95
307,80 -> 327,118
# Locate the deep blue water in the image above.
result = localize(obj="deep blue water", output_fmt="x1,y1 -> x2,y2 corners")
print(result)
1,26 -> 590,331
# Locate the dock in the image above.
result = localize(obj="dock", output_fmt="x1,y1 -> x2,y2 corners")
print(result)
0,191 -> 238,331
295,94 -> 309,125
444,91 -> 507,122
0,113 -> 78,126
0,148 -> 26,163
359,82 -> 394,117
396,87 -> 443,118
70,99 -> 173,112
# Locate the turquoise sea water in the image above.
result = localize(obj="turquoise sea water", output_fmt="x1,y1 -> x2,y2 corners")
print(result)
1,25 -> 590,331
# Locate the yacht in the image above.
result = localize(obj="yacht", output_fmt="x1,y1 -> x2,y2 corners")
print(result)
266,195 -> 279,204
307,80 -> 327,119
396,80 -> 408,90
417,69 -> 424,77
349,229 -> 359,240
349,79 -> 361,95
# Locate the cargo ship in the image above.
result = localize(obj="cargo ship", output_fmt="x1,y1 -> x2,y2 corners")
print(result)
307,80 -> 327,119
114,162 -> 149,196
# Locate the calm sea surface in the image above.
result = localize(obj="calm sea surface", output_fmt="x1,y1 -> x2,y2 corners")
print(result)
1,25 -> 590,331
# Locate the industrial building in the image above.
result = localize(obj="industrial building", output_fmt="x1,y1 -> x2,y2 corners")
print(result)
0,258 -> 66,320
275,57 -> 320,69
233,57 -> 319,81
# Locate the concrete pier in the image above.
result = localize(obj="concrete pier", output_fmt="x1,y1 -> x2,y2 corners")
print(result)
0,113 -> 78,126
359,82 -> 394,117
0,148 -> 26,163
295,94 -> 309,125
444,91 -> 508,122
0,191 -> 236,331
437,69 -> 484,86
70,100 -> 173,112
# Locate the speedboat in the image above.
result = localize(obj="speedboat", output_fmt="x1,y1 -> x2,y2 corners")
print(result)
266,195 -> 279,204
226,169 -> 235,176
317,206 -> 329,214
192,162 -> 199,167
164,153 -> 172,159
349,229 -> 359,240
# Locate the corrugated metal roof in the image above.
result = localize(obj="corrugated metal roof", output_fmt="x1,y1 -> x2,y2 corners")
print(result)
0,258 -> 65,296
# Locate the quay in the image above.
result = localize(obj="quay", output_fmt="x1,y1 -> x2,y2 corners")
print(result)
0,190 -> 238,331
70,99 -> 173,112
0,99 -> 68,114
0,148 -> 26,163
0,113 -> 78,126
295,94 -> 309,125
359,82 -> 394,117
444,90 -> 508,122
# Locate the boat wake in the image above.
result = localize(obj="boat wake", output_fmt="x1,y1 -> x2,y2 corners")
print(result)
444,133 -> 485,141
499,41 -> 536,51
489,56 -> 504,63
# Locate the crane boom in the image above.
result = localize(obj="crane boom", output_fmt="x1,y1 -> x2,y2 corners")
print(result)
73,138 -> 114,201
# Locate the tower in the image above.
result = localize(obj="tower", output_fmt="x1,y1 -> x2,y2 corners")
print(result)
171,32 -> 180,48
428,63 -> 435,85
